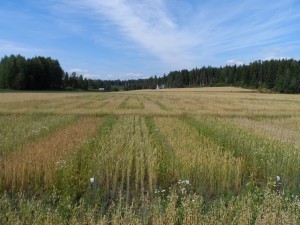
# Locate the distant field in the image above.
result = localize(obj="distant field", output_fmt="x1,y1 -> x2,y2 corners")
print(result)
1,87 -> 300,224
134,86 -> 257,92
1,87 -> 300,117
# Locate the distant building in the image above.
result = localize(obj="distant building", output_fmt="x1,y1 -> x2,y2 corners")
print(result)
156,84 -> 165,90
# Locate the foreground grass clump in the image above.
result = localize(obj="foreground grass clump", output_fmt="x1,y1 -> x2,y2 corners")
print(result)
0,188 -> 299,224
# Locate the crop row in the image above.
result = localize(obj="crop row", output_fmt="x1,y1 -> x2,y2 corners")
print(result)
183,116 -> 300,193
0,116 -> 102,193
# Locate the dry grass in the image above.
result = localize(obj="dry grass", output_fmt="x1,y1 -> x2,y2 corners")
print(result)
133,86 -> 257,93
1,88 -> 300,117
0,117 -> 101,192
0,92 -> 83,103
231,117 -> 300,148
0,114 -> 75,156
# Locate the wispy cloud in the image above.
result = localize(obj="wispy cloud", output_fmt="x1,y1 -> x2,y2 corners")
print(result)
69,68 -> 147,80
69,68 -> 99,79
2,0 -> 300,79
69,68 -> 89,74
61,0 -> 300,69
60,0 -> 201,69
226,59 -> 245,66
191,0 -> 300,63
0,40 -> 44,56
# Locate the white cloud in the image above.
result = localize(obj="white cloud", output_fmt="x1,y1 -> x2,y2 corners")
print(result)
264,56 -> 289,61
69,68 -> 89,74
69,68 -> 100,79
83,73 -> 101,80
226,59 -> 245,66
121,72 -> 148,80
103,72 -> 148,81
68,69 -> 147,80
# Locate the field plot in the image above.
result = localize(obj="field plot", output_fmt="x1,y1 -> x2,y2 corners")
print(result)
0,87 -> 300,224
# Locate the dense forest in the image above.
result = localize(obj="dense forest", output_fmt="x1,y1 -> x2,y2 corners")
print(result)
0,55 -> 63,90
1,54 -> 300,93
122,59 -> 300,93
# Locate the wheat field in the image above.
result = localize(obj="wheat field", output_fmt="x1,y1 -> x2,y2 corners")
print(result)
0,87 -> 300,224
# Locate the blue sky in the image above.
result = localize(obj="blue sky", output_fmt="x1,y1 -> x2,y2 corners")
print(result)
1,0 -> 300,80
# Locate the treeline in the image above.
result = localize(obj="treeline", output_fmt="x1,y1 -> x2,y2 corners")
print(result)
81,59 -> 300,93
62,72 -> 122,91
0,55 -> 63,90
1,54 -> 300,93
129,59 -> 300,93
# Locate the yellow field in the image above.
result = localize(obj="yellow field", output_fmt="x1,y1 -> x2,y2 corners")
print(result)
0,87 -> 299,224
1,87 -> 299,117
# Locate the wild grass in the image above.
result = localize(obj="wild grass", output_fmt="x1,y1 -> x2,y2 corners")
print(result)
1,188 -> 299,224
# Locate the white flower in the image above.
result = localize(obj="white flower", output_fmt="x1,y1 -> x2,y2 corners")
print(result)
90,177 -> 95,183
55,160 -> 66,168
